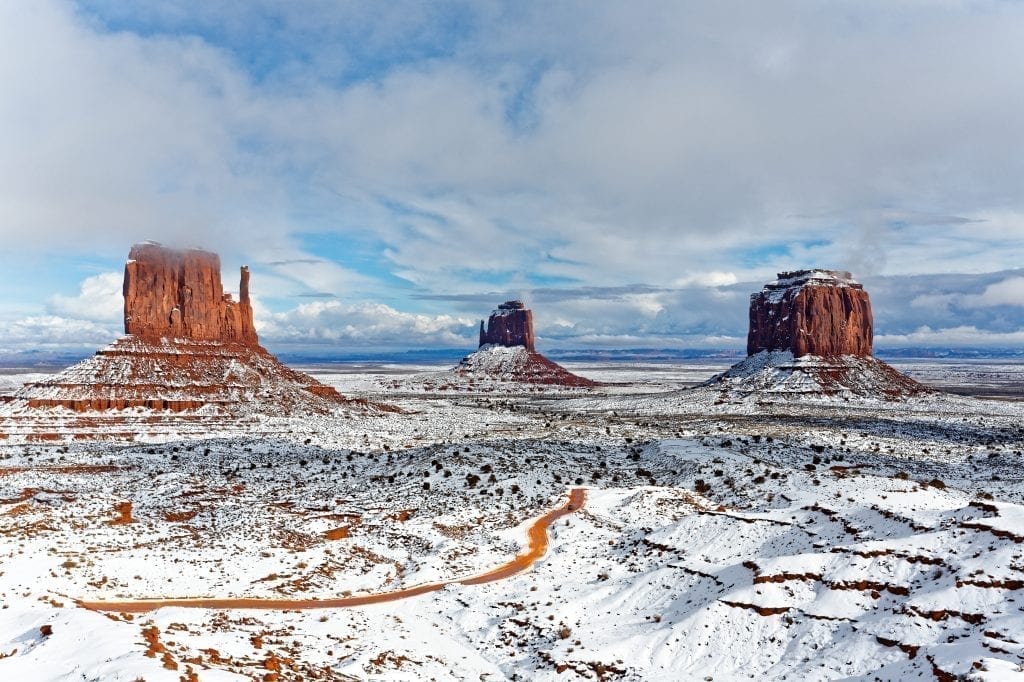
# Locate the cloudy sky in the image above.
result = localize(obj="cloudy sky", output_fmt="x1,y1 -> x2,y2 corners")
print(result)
2,0 -> 1023,355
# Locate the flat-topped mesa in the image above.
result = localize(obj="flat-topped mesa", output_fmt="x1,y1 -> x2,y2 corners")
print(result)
479,300 -> 535,351
123,242 -> 257,345
747,269 -> 873,358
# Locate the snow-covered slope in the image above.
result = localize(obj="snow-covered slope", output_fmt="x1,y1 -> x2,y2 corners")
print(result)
1,360 -> 1022,680
453,345 -> 597,388
0,337 -> 394,442
703,350 -> 928,400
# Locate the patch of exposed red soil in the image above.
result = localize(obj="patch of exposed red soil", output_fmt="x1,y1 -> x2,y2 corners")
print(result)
828,580 -> 909,596
753,571 -> 823,584
388,509 -> 414,523
957,578 -> 1024,590
875,635 -> 919,659
960,521 -> 1024,543
142,625 -> 178,670
108,501 -> 134,525
163,510 -> 199,523
324,526 -> 350,540
909,607 -> 985,624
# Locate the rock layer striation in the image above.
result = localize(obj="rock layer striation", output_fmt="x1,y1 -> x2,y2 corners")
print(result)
747,270 -> 872,358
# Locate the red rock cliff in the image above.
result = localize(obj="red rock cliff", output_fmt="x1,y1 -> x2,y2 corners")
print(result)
479,300 -> 535,351
123,242 -> 258,345
747,270 -> 873,358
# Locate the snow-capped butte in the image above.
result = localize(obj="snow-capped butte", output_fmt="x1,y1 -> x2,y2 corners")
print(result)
710,269 -> 927,400
749,269 -> 873,358
0,243 -> 393,441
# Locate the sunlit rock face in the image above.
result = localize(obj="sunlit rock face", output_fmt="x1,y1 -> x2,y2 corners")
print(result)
123,241 -> 257,345
0,243 -> 376,431
479,300 -> 535,352
747,270 -> 873,358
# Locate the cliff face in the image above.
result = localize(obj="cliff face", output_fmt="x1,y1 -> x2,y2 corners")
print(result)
479,300 -> 535,351
747,270 -> 873,358
123,242 -> 257,345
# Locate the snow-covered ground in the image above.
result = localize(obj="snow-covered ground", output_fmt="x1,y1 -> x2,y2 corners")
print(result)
1,359 -> 1023,680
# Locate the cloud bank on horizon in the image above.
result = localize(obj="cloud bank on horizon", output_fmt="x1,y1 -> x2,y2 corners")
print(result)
1,0 -> 1023,353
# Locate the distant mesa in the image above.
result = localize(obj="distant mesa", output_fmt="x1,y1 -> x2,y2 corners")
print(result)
456,301 -> 595,387
708,270 -> 926,399
0,242 -> 386,438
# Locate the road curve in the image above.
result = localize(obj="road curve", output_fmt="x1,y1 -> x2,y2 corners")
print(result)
79,487 -> 587,613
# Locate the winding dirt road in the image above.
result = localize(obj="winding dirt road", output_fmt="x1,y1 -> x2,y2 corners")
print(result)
79,487 -> 586,613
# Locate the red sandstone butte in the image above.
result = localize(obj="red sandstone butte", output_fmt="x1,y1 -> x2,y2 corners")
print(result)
479,300 -> 535,351
747,270 -> 873,358
458,300 -> 596,387
0,242 -> 392,429
124,241 -> 257,344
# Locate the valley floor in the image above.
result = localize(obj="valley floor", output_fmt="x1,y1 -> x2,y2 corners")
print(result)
1,360 -> 1023,680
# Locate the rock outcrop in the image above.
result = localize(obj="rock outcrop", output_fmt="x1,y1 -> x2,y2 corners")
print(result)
479,301 -> 535,351
707,270 -> 926,399
455,301 -> 595,388
0,243 -> 389,437
123,242 -> 257,344
747,270 -> 872,358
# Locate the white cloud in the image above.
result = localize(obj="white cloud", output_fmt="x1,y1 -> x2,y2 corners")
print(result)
3,0 -> 1024,291
3,1 -> 1024,354
673,272 -> 739,288
47,271 -> 122,322
0,315 -> 119,351
257,300 -> 477,349
968,278 -> 1024,308
877,326 -> 1024,348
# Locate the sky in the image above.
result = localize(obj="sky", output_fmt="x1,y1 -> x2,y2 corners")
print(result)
1,0 -> 1024,355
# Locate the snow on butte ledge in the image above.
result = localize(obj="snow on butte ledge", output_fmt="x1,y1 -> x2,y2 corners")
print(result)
454,345 -> 597,388
707,269 -> 929,401
704,351 -> 928,400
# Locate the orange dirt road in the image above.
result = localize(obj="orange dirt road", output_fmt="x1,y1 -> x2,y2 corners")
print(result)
79,488 -> 586,613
